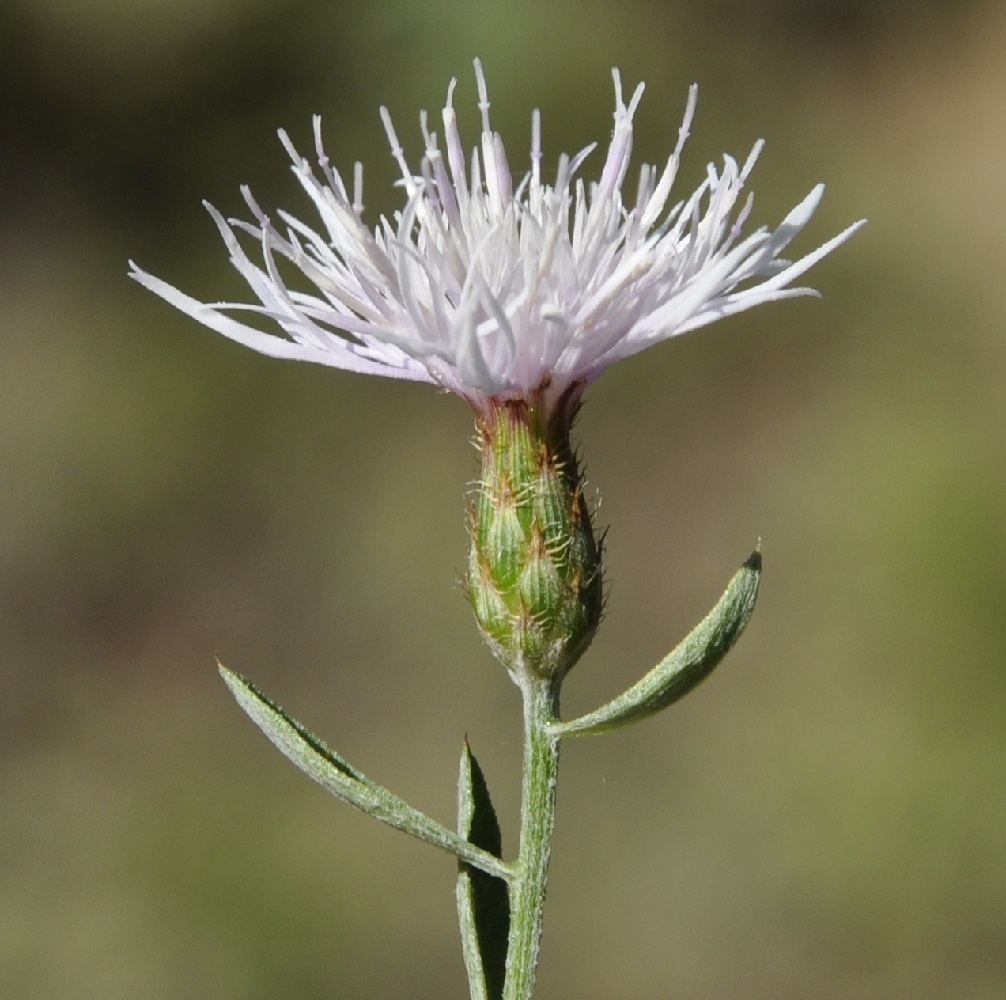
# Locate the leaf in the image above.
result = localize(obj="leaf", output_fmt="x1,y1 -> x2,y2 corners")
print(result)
456,739 -> 509,1000
218,663 -> 511,881
551,548 -> 762,737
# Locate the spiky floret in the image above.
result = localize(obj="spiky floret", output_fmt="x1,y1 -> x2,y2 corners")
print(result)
128,61 -> 865,419
466,386 -> 602,680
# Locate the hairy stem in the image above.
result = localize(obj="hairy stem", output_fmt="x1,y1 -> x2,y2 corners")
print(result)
503,673 -> 562,1000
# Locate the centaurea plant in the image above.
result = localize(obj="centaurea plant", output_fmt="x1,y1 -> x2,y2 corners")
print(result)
131,60 -> 863,999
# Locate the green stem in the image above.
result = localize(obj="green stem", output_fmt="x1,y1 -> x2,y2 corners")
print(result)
503,673 -> 562,1000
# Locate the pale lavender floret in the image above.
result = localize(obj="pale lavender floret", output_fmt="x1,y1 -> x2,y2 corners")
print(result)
129,59 -> 865,414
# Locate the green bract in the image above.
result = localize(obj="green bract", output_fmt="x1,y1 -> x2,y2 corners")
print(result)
466,394 -> 603,681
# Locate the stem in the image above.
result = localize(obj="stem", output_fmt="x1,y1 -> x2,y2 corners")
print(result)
503,673 -> 562,1000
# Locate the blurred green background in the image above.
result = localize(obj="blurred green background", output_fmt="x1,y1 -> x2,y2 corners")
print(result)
3,0 -> 1005,997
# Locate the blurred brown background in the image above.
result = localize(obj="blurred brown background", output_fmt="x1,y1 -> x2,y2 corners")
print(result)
2,0 -> 1005,997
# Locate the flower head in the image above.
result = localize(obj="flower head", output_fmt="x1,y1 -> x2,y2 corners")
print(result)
130,60 -> 863,420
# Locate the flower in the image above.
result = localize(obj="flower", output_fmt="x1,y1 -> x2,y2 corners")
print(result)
129,60 -> 863,421
132,62 -> 865,680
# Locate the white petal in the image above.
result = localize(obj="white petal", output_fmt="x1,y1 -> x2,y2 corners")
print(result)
132,62 -> 863,407
128,264 -> 433,381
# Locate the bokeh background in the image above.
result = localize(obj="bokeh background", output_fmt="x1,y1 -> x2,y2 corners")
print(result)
3,0 -> 1005,997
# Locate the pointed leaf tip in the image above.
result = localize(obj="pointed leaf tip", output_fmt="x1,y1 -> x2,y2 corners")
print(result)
457,740 -> 503,858
552,548 -> 761,737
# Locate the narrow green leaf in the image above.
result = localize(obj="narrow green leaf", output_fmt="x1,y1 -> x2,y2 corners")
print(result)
218,663 -> 511,882
456,739 -> 509,1000
457,874 -> 490,1000
550,548 -> 761,737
